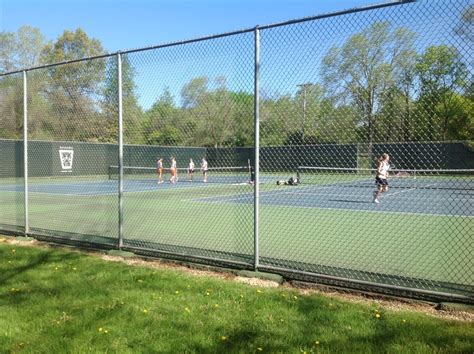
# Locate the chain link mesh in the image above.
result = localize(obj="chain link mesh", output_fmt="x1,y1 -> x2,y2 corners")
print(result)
24,57 -> 118,243
0,73 -> 24,233
258,0 -> 473,296
120,33 -> 255,263
0,0 -> 472,300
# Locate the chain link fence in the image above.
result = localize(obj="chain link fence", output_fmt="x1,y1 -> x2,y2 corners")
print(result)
0,0 -> 472,302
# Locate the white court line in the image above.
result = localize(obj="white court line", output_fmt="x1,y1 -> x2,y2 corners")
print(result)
182,188 -> 473,218
198,197 -> 474,218
382,187 -> 417,198
189,191 -> 473,205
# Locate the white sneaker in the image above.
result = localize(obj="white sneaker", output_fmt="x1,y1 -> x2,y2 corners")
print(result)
374,198 -> 380,204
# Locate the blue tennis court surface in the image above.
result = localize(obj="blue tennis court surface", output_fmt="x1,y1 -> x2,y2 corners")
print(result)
0,179 -> 213,196
1,179 -> 472,216
194,185 -> 473,217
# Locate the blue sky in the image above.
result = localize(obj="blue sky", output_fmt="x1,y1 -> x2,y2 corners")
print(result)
2,0 -> 384,53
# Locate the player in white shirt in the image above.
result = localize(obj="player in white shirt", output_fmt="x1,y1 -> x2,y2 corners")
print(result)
373,153 -> 390,203
156,157 -> 164,184
187,158 -> 195,182
201,158 -> 208,183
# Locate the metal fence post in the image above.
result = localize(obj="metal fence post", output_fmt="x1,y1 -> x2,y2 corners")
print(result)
254,26 -> 260,270
117,53 -> 124,249
23,71 -> 29,235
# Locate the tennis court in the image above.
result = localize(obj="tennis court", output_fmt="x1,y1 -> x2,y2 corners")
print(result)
2,168 -> 471,217
1,168 -> 472,292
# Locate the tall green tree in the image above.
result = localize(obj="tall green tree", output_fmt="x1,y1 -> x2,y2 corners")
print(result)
321,22 -> 416,143
415,45 -> 469,140
0,27 -> 47,138
102,54 -> 142,143
181,76 -> 237,147
455,4 -> 474,43
142,89 -> 181,145
37,29 -> 107,141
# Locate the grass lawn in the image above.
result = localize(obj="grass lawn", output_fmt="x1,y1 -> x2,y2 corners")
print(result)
0,239 -> 473,353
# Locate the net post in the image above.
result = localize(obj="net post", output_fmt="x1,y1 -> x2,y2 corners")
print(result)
253,26 -> 260,271
117,53 -> 124,250
23,71 -> 29,235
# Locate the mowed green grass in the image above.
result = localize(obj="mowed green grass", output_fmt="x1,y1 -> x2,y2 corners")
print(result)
0,181 -> 472,286
0,241 -> 473,353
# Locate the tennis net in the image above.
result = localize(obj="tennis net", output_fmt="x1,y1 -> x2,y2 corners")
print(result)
109,165 -> 253,184
297,166 -> 474,191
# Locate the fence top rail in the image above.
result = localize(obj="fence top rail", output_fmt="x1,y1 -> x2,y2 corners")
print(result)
1,0 -> 416,76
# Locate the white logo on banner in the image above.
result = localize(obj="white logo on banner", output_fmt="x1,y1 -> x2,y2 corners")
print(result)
59,147 -> 74,172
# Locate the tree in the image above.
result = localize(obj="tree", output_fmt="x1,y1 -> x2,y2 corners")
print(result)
415,45 -> 469,140
321,22 -> 416,143
0,26 -> 45,73
455,4 -> 474,43
142,89 -> 181,145
0,26 -> 48,138
260,94 -> 297,146
37,29 -> 107,141
102,54 -> 142,143
180,76 -> 237,147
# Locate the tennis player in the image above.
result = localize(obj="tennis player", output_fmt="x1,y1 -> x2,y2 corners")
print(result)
169,157 -> 177,184
188,158 -> 195,181
373,153 -> 390,203
201,158 -> 208,183
157,157 -> 164,184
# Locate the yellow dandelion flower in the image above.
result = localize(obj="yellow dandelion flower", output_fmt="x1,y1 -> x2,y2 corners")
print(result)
257,348 -> 263,351
214,304 -> 219,308
185,307 -> 191,312
55,267 -> 59,270
315,341 -> 320,345
293,295 -> 298,300
221,336 -> 228,341
72,267 -> 77,271
143,309 -> 148,314
240,294 -> 244,298
104,330 -> 108,334
175,290 -> 180,294
206,292 -> 210,296
375,313 -> 381,319
12,249 -> 16,253
99,328 -> 103,332
403,319 -> 406,323
257,289 -> 262,293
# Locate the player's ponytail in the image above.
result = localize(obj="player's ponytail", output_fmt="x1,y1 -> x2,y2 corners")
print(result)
378,153 -> 389,163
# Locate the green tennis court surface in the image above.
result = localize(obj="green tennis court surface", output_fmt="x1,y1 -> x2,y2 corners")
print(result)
1,174 -> 472,292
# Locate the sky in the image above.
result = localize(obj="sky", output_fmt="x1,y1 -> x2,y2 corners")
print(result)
1,0 -> 387,53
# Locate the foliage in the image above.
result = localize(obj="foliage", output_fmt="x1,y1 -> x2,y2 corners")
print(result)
1,22 -> 472,146
0,25 -> 45,73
